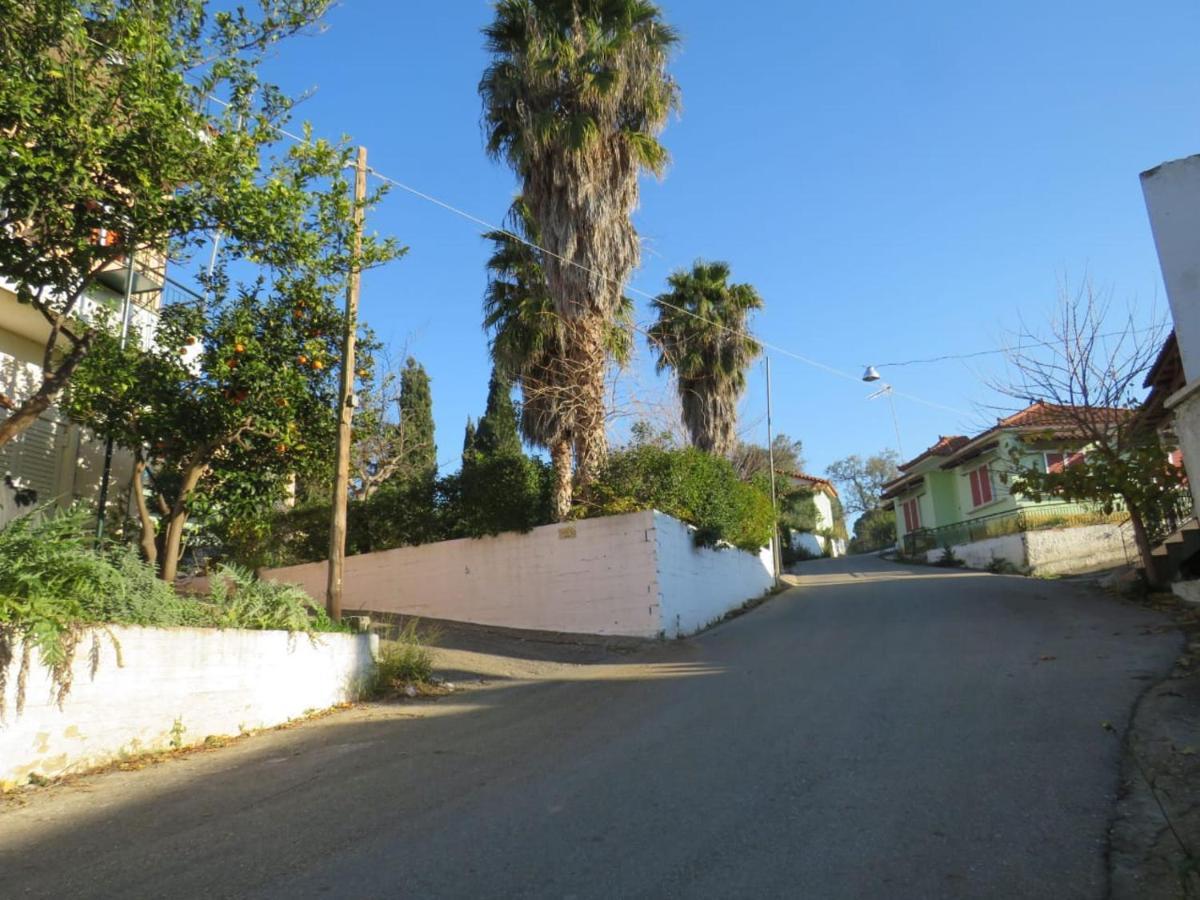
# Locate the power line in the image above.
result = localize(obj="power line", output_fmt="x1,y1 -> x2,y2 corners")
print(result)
122,52 -> 972,418
874,326 -> 1162,368
365,168 -> 971,417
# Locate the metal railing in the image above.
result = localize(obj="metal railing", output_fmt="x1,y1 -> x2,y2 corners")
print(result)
902,501 -> 1130,557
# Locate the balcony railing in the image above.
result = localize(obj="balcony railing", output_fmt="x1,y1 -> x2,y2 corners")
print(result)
902,490 -> 1197,557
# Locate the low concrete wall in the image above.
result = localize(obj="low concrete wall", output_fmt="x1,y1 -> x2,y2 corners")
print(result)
653,511 -> 775,637
923,522 -> 1134,575
1025,522 -> 1134,575
266,510 -> 774,639
1,626 -> 376,788
925,534 -> 1025,570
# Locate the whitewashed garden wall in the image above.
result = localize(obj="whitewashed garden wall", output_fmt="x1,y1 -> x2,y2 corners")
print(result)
266,509 -> 776,640
1,626 -> 376,788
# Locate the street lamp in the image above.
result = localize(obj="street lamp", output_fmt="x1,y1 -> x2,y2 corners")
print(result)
863,366 -> 904,458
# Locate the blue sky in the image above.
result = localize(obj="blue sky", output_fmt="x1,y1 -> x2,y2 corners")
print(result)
257,0 -> 1200,476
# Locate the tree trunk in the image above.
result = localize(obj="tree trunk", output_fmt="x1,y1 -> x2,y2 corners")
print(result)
0,332 -> 92,448
566,315 -> 608,490
1127,505 -> 1162,588
131,459 -> 158,565
0,394 -> 53,447
158,463 -> 205,584
550,439 -> 572,521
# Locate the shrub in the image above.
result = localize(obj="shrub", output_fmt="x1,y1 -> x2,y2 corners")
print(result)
934,545 -> 963,568
583,446 -> 774,552
850,508 -> 896,554
452,452 -> 552,538
202,565 -> 338,632
0,507 -> 341,713
984,555 -> 1018,575
371,619 -> 436,694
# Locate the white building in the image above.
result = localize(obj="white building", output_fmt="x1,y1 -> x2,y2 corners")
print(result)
0,260 -> 171,528
1141,156 -> 1200,519
781,472 -> 847,559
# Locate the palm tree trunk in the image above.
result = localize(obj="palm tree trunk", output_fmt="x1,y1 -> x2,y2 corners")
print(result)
566,315 -> 608,490
550,438 -> 572,521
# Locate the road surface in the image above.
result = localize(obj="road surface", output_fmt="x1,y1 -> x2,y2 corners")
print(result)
0,555 -> 1181,898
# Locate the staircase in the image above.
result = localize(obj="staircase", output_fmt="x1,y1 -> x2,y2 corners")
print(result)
1149,517 -> 1200,583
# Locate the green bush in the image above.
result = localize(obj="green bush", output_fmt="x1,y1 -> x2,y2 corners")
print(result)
0,508 -> 341,712
582,446 -> 774,552
202,564 -> 339,632
451,452 -> 553,538
371,618 -> 437,694
934,545 -> 963,568
850,508 -> 896,554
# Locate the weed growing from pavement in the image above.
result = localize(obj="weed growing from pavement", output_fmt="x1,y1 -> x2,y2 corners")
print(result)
371,619 -> 441,697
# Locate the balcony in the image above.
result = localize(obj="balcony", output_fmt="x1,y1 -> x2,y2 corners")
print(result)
96,255 -> 164,298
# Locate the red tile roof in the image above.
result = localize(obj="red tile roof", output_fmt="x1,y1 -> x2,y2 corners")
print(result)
781,471 -> 840,497
897,435 -> 970,472
993,400 -> 1130,431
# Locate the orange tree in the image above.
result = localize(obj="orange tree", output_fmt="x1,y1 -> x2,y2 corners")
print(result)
65,139 -> 400,582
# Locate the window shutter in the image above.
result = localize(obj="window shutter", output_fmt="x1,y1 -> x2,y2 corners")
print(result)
979,465 -> 992,504
969,469 -> 981,507
911,499 -> 920,529
1046,452 -> 1064,473
902,500 -> 913,532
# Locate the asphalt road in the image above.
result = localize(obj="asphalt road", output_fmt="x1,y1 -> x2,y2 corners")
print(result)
0,555 -> 1182,899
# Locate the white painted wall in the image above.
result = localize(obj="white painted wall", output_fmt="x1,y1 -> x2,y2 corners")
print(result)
922,522 -> 1134,575
265,510 -> 775,639
0,626 -> 376,787
924,533 -> 1025,570
652,511 -> 775,637
268,510 -> 663,637
1171,386 -> 1200,514
1024,522 -> 1135,575
1142,155 -> 1200,381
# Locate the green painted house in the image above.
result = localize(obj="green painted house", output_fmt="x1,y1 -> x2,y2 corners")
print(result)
880,401 -> 1125,557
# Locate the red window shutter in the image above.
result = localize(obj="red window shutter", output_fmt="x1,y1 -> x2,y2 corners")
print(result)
902,500 -> 913,532
1065,451 -> 1084,468
979,465 -> 992,504
911,499 -> 920,529
969,470 -> 982,507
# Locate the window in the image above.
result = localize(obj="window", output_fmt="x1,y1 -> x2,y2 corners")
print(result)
1045,450 -> 1084,473
901,497 -> 921,532
968,464 -> 993,507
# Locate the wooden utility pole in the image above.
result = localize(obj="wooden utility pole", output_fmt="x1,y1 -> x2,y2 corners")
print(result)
326,145 -> 368,621
764,355 -> 782,586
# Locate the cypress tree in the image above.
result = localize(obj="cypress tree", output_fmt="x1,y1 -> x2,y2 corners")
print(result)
462,417 -> 477,464
475,368 -> 522,458
398,357 -> 436,477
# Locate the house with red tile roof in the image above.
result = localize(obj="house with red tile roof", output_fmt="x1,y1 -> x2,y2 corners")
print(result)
880,401 -> 1135,572
778,471 -> 847,558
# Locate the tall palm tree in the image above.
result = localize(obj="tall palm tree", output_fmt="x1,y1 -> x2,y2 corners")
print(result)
480,0 -> 679,488
648,260 -> 763,457
483,198 -> 633,520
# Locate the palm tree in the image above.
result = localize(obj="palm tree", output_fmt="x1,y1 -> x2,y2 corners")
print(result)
480,0 -> 679,489
648,260 -> 763,457
483,198 -> 633,520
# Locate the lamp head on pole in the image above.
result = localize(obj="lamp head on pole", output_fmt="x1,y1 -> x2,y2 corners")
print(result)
862,365 -> 881,382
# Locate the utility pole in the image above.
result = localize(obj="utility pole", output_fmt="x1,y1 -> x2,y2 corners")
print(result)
764,355 -> 782,586
95,252 -> 137,541
326,145 -> 367,621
